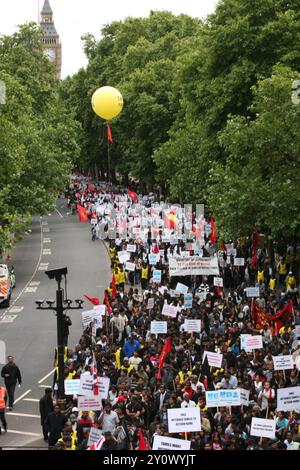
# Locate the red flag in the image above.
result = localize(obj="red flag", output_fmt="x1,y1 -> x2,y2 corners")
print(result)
88,184 -> 95,193
107,123 -> 113,143
153,244 -> 159,254
252,301 -> 293,332
77,204 -> 88,223
252,228 -> 260,249
252,301 -> 269,329
104,290 -> 112,316
138,429 -> 148,451
111,273 -> 117,299
250,250 -> 258,269
84,295 -> 100,306
157,337 -> 172,378
210,217 -> 217,244
128,189 -> 138,204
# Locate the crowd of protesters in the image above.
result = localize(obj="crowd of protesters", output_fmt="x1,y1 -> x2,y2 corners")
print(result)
42,177 -> 300,451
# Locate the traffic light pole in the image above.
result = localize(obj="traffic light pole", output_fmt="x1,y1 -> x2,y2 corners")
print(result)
56,278 -> 65,400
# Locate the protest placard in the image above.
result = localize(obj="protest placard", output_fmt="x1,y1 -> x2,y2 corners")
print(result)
82,310 -> 95,328
78,373 -> 93,397
118,250 -> 130,264
125,262 -> 135,272
152,436 -> 191,451
127,244 -> 136,253
184,293 -> 193,309
78,395 -> 102,412
244,335 -> 263,350
151,321 -> 168,334
93,305 -> 106,316
167,408 -> 201,433
213,277 -> 223,287
152,270 -> 162,283
234,258 -> 245,266
295,325 -> 300,338
240,334 -> 252,353
64,379 -> 80,395
149,254 -> 160,265
147,298 -> 155,310
175,282 -> 189,294
184,319 -> 201,333
87,428 -> 103,447
277,386 -> 300,411
250,418 -> 276,439
239,388 -> 250,406
203,351 -> 223,368
245,287 -> 260,298
98,377 -> 110,400
162,304 -> 178,318
205,390 -> 241,408
169,256 -> 219,276
273,355 -> 294,371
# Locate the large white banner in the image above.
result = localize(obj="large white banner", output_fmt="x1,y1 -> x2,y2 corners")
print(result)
169,256 -> 219,277
205,389 -> 241,408
152,436 -> 191,451
277,387 -> 300,411
250,418 -> 276,439
167,408 -> 201,433
82,310 -> 95,328
273,355 -> 294,371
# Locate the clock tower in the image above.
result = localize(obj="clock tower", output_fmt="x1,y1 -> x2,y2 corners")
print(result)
40,0 -> 62,79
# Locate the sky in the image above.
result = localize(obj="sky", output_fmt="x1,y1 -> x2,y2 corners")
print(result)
0,0 -> 219,78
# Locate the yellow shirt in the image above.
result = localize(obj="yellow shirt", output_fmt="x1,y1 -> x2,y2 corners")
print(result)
269,278 -> 276,290
119,271 -> 126,283
257,270 -> 264,283
115,270 -> 121,285
286,275 -> 296,289
279,262 -> 287,275
279,326 -> 292,335
141,267 -> 148,279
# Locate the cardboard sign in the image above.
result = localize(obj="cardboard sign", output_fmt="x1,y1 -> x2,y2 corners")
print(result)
162,304 -> 178,318
213,277 -> 223,287
167,407 -> 201,433
243,335 -> 263,350
273,355 -> 294,371
125,262 -> 135,272
234,258 -> 245,266
147,298 -> 155,310
169,256 -> 219,277
127,244 -> 136,253
78,373 -> 94,397
277,386 -> 300,412
205,389 -> 241,408
175,282 -> 189,294
87,427 -> 103,447
98,377 -> 110,400
149,254 -> 160,265
82,310 -> 95,328
152,436 -> 191,451
250,418 -> 276,439
184,293 -> 193,309
152,270 -> 162,283
203,351 -> 223,368
239,388 -> 250,407
78,395 -> 102,412
184,319 -> 201,333
64,379 -> 80,395
151,321 -> 168,334
245,287 -> 260,298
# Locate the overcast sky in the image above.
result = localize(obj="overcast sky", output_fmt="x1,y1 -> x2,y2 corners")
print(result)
1,0 -> 219,78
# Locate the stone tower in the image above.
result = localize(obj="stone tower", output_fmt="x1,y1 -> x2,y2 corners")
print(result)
40,0 -> 62,79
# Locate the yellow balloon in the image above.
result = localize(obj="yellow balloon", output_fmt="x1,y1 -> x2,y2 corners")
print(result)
91,86 -> 123,120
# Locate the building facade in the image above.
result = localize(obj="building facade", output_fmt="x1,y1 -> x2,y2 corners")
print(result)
40,0 -> 62,79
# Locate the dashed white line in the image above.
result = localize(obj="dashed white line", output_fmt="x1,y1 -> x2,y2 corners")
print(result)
38,368 -> 55,384
7,430 -> 41,437
9,306 -> 24,313
0,315 -> 18,323
42,249 -> 51,255
24,286 -> 38,293
43,238 -> 51,243
8,412 -> 40,419
29,281 -> 40,287
13,389 -> 32,404
42,228 -> 50,233
23,398 -> 40,403
55,208 -> 64,218
38,385 -> 53,388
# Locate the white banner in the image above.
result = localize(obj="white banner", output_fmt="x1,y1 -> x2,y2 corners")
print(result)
273,355 -> 294,371
250,418 -> 276,439
147,298 -> 155,310
213,277 -> 223,287
152,435 -> 191,451
277,386 -> 300,411
87,428 -> 103,447
175,282 -> 189,294
151,321 -> 168,334
167,407 -> 201,433
78,373 -> 93,397
64,379 -> 80,395
162,304 -> 178,318
127,244 -> 136,253
244,335 -> 263,350
239,388 -> 250,407
205,389 -> 241,408
93,305 -> 106,316
169,256 -> 219,277
125,262 -> 135,272
184,319 -> 201,333
234,257 -> 245,266
240,334 -> 252,353
82,310 -> 95,328
78,395 -> 102,412
203,351 -> 223,368
98,377 -> 110,400
118,250 -> 130,264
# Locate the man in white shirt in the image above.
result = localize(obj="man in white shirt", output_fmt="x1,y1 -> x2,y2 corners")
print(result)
129,351 -> 142,371
284,432 -> 300,450
181,393 -> 196,408
99,403 -> 119,433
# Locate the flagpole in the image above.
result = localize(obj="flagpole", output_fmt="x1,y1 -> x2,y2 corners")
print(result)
106,121 -> 110,183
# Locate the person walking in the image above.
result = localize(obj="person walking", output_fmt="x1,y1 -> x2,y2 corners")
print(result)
44,404 -> 67,448
39,388 -> 54,441
1,355 -> 22,410
0,384 -> 8,434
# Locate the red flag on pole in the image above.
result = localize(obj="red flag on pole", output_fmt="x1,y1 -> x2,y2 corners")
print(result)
104,290 -> 112,316
156,337 -> 172,378
210,217 -> 217,244
128,189 -> 138,204
84,295 -> 100,306
138,429 -> 148,450
111,273 -> 117,299
107,123 -> 113,143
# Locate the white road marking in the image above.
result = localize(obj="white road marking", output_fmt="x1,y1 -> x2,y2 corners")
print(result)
38,263 -> 49,271
41,222 -> 48,226
42,228 -> 50,233
38,368 -> 55,384
9,412 -> 40,419
29,281 -> 40,287
0,220 -> 44,321
9,306 -> 24,313
0,315 -> 18,323
24,286 -> 38,293
55,208 -> 64,218
39,385 -> 53,388
7,430 -> 41,437
13,389 -> 32,404
23,398 -> 40,402
42,249 -> 51,255
43,238 -> 51,243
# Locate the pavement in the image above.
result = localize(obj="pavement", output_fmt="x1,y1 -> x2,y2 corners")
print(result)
0,199 -> 111,448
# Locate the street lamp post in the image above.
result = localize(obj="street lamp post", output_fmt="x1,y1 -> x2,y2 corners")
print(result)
36,267 -> 83,400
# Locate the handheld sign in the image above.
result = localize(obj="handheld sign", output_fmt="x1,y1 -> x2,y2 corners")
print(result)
175,283 -> 189,294
78,395 -> 102,412
125,262 -> 135,272
152,436 -> 191,451
234,258 -> 245,266
151,321 -> 168,335
273,355 -> 294,371
162,304 -> 178,318
203,351 -> 223,368
98,377 -> 110,400
184,293 -> 193,309
64,379 -> 80,396
167,408 -> 201,433
245,287 -> 260,298
277,386 -> 300,412
213,277 -> 223,287
184,319 -> 201,333
243,335 -> 263,350
152,270 -> 162,283
250,418 -> 276,439
78,373 -> 93,397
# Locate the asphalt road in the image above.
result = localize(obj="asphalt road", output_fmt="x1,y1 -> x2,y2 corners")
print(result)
0,198 -> 111,448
